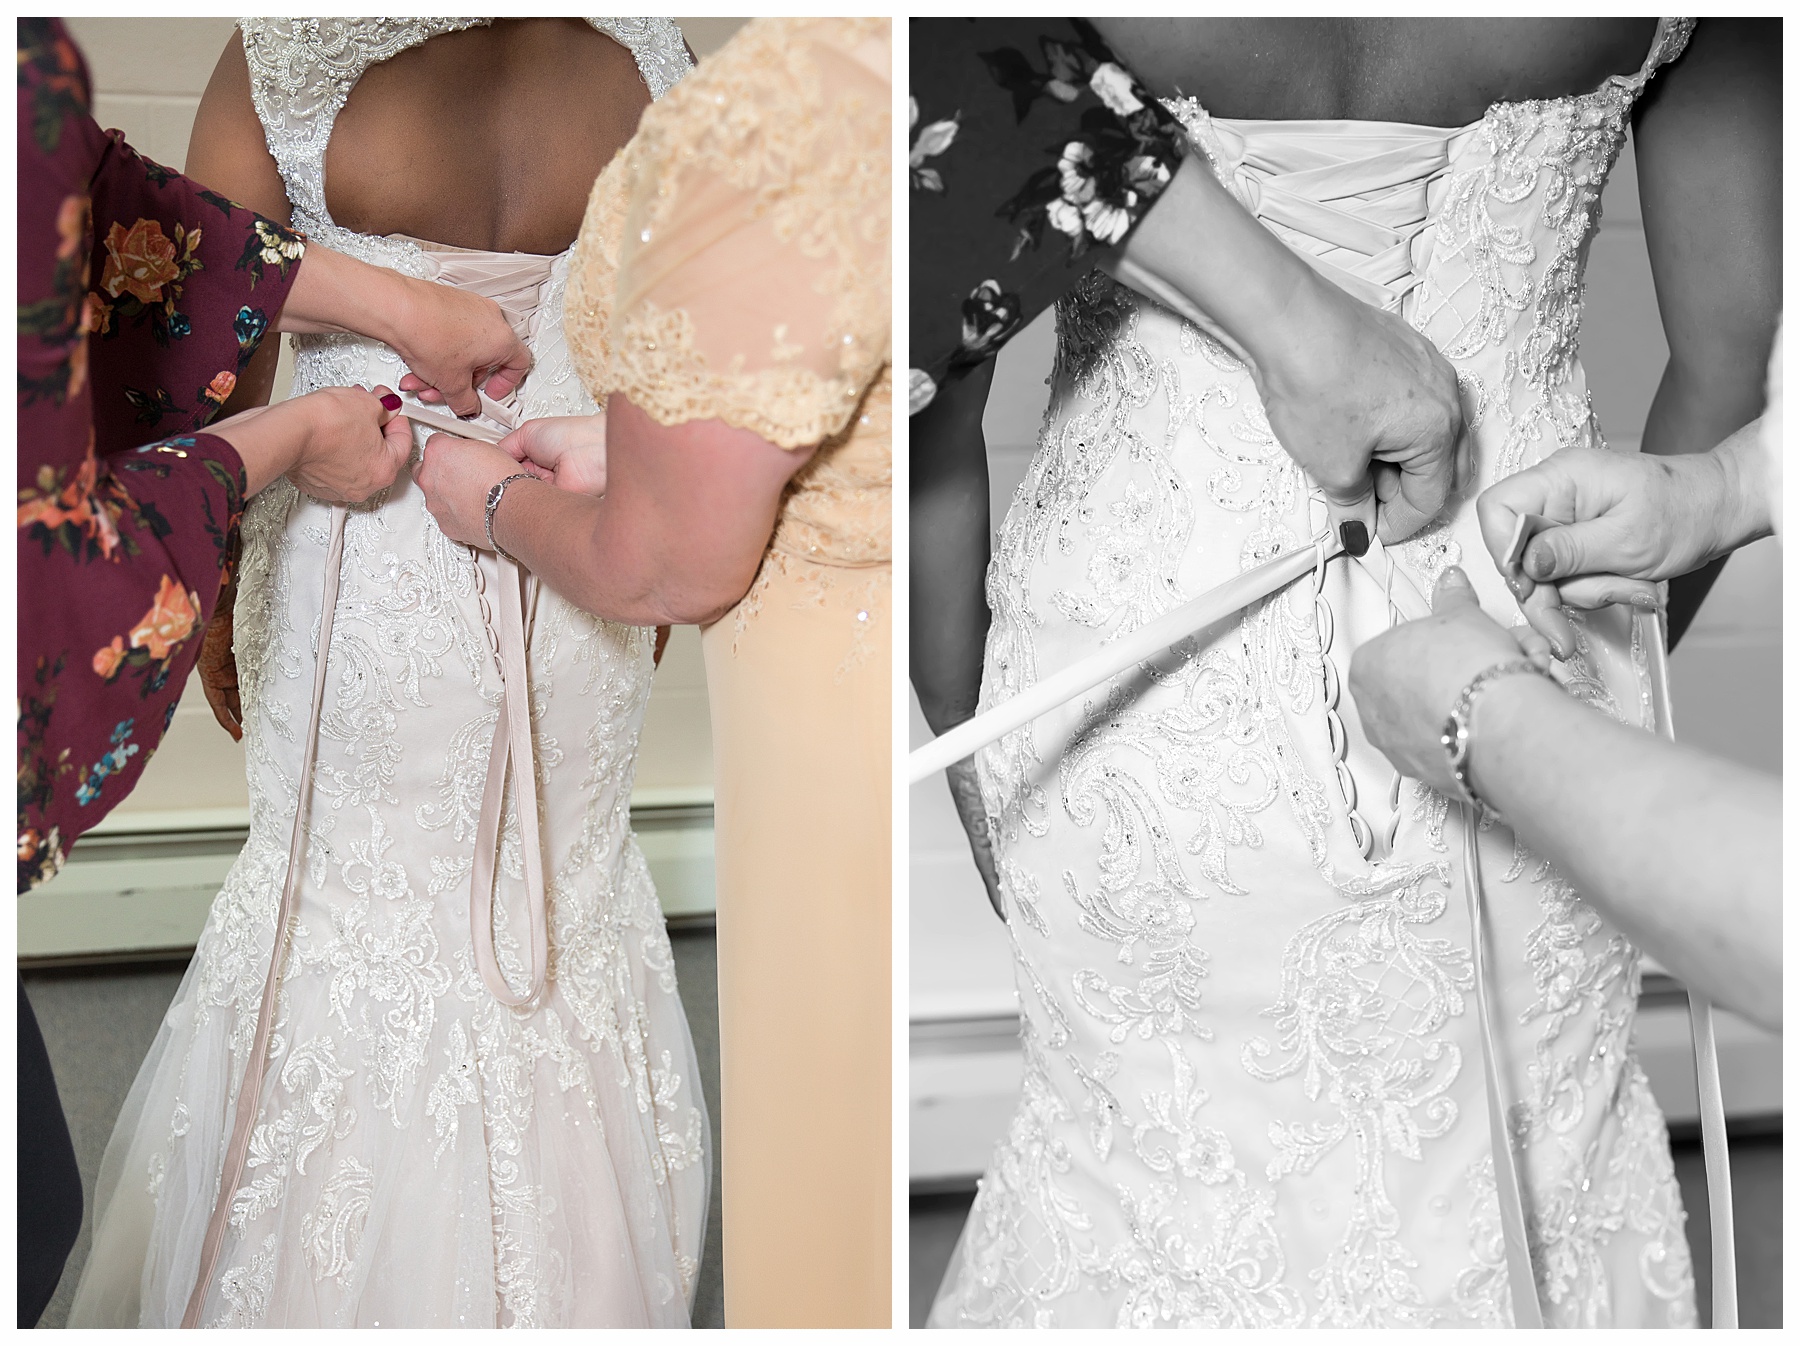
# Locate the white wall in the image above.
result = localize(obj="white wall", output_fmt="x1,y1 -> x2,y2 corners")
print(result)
909,137 -> 1784,1176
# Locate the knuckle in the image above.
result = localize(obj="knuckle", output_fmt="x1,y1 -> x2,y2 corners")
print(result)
1314,462 -> 1359,493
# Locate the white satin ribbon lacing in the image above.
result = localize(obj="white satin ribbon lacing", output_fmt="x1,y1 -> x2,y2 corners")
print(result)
1462,806 -> 1545,1328
1645,610 -> 1736,1329
182,504 -> 347,1329
1460,607 -> 1735,1329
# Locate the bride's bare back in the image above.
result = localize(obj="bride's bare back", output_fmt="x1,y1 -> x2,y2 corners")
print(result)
188,20 -> 658,407
325,21 -> 650,254
1093,18 -> 1658,125
192,20 -> 650,253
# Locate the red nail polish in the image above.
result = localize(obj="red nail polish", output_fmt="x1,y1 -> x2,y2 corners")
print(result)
380,393 -> 402,411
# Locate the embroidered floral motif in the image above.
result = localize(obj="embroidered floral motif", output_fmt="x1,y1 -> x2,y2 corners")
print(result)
1242,863 -> 1471,1324
910,98 -> 958,193
73,719 -> 140,807
301,1157 -> 374,1283
980,36 -> 1179,260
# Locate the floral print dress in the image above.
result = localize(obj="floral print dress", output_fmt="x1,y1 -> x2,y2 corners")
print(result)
909,19 -> 1185,414
17,17 -> 302,893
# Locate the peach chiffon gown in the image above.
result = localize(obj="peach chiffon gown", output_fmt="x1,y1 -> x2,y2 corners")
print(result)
565,17 -> 893,1327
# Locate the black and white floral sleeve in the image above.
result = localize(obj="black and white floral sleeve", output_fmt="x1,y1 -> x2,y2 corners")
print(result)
909,18 -> 1186,413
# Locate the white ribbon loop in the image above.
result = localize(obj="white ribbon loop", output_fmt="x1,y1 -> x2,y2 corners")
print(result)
469,550 -> 549,1007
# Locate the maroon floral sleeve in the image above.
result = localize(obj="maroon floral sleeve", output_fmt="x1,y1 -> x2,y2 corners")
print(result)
909,19 -> 1186,414
17,18 -> 303,891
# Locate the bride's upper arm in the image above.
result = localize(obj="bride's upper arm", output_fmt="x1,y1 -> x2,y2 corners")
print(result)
186,30 -> 294,415
1632,19 -> 1780,403
600,396 -> 815,624
185,30 -> 293,226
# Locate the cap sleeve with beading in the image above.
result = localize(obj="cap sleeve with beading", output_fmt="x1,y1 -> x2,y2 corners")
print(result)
566,18 -> 890,451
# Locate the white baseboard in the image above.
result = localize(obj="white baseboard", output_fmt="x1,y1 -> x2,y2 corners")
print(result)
19,796 -> 715,963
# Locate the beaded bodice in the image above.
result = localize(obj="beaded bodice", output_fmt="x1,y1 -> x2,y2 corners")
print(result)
1171,19 -> 1694,322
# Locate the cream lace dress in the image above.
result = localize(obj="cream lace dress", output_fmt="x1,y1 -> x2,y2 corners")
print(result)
565,17 -> 892,1327
68,19 -> 708,1329
931,19 -> 1701,1329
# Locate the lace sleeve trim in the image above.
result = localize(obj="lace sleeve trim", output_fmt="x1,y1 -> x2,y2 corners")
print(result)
564,17 -> 891,451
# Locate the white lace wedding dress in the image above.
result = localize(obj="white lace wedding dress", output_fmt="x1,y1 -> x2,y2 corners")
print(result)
68,19 -> 709,1329
932,19 -> 1700,1329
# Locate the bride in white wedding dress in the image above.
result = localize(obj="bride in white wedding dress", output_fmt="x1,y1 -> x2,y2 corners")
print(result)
928,17 -> 1776,1329
68,19 -> 708,1328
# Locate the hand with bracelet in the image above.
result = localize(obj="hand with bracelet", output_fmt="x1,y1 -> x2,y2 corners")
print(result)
1348,566 -> 1553,802
1350,564 -> 1779,1031
413,414 -> 608,556
413,403 -> 777,668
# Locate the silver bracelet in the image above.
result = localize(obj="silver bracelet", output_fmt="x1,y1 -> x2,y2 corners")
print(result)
483,473 -> 535,561
1441,658 -> 1550,819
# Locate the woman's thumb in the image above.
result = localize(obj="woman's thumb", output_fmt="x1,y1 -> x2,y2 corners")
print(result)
1522,520 -> 1607,584
370,384 -> 403,423
1323,478 -> 1377,557
1431,565 -> 1480,613
496,423 -> 529,462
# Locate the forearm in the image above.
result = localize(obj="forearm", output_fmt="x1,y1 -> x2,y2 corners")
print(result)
206,401 -> 306,497
491,413 -> 788,627
1633,17 -> 1780,640
1698,417 -> 1773,561
909,364 -> 1006,914
276,244 -> 405,344
1469,677 -> 1781,1029
493,483 -> 769,627
1645,371 -> 1771,643
1625,419 -> 1773,578
1107,154 -> 1320,370
910,364 -> 996,734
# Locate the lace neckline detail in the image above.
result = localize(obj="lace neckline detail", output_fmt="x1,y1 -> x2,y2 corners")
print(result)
1171,17 -> 1694,136
240,18 -> 692,272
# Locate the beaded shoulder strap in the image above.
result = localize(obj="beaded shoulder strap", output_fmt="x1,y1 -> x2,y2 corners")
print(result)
1623,17 -> 1697,93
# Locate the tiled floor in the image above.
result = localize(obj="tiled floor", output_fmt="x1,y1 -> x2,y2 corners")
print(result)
910,1135 -> 1783,1327
23,926 -> 725,1329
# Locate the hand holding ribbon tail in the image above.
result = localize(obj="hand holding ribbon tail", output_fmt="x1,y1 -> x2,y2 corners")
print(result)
908,519 -> 1378,784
